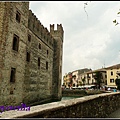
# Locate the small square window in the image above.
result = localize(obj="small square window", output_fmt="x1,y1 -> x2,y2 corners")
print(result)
110,79 -> 114,83
10,90 -> 13,94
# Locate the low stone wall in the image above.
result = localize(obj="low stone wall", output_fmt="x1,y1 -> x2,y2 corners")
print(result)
62,89 -> 107,97
62,89 -> 87,97
0,92 -> 120,118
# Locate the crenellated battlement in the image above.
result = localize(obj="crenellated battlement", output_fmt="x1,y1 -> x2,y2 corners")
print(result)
28,9 -> 54,48
50,24 -> 64,41
50,24 -> 63,33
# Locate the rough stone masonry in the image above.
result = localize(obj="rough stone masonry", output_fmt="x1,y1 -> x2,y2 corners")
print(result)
0,2 -> 64,106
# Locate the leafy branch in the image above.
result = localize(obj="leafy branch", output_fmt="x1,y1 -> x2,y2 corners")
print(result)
113,10 -> 120,26
84,2 -> 88,19
84,1 -> 91,19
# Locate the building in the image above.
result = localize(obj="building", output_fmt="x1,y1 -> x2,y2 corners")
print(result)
105,64 -> 120,88
72,70 -> 79,87
63,72 -> 72,88
91,68 -> 107,87
77,69 -> 92,86
86,71 -> 95,85
63,68 -> 92,88
0,2 -> 64,106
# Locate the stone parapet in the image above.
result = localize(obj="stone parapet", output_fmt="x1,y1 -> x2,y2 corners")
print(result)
0,92 -> 120,118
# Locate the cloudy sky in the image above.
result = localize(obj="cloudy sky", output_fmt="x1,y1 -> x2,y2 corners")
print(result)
29,1 -> 120,78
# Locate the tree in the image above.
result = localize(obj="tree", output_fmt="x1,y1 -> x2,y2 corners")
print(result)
93,71 -> 102,89
115,78 -> 120,90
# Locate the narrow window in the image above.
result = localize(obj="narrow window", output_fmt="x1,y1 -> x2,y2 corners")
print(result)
16,11 -> 21,23
28,34 -> 31,42
26,52 -> 30,62
38,57 -> 40,68
10,68 -> 16,83
12,34 -> 19,51
46,61 -> 48,70
105,75 -> 107,78
47,50 -> 48,55
111,71 -> 113,76
39,43 -> 41,49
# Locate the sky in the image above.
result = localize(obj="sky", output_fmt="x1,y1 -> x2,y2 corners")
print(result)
29,1 -> 120,79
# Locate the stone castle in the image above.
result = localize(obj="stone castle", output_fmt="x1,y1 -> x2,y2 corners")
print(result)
0,2 -> 64,106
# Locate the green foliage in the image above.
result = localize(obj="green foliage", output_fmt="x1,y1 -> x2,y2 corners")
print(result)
113,9 -> 120,26
115,78 -> 120,90
117,12 -> 120,14
117,85 -> 120,90
115,78 -> 120,84
93,71 -> 102,89
113,19 -> 119,26
113,19 -> 116,23
78,81 -> 82,86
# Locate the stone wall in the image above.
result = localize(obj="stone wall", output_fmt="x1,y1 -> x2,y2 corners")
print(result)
0,2 -> 29,106
0,92 -> 120,118
23,28 -> 54,105
62,89 -> 108,97
0,2 -> 64,106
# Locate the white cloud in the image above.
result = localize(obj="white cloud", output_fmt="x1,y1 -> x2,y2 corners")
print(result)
29,1 -> 120,82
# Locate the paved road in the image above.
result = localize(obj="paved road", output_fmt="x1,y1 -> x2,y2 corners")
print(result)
107,108 -> 120,118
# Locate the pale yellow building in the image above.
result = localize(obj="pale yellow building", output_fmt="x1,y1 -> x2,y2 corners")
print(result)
105,64 -> 120,88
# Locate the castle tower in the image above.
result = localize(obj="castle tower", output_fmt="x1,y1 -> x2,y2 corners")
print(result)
0,2 -> 29,106
50,24 -> 64,100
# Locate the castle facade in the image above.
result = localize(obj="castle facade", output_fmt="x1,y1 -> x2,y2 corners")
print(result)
0,2 -> 64,106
